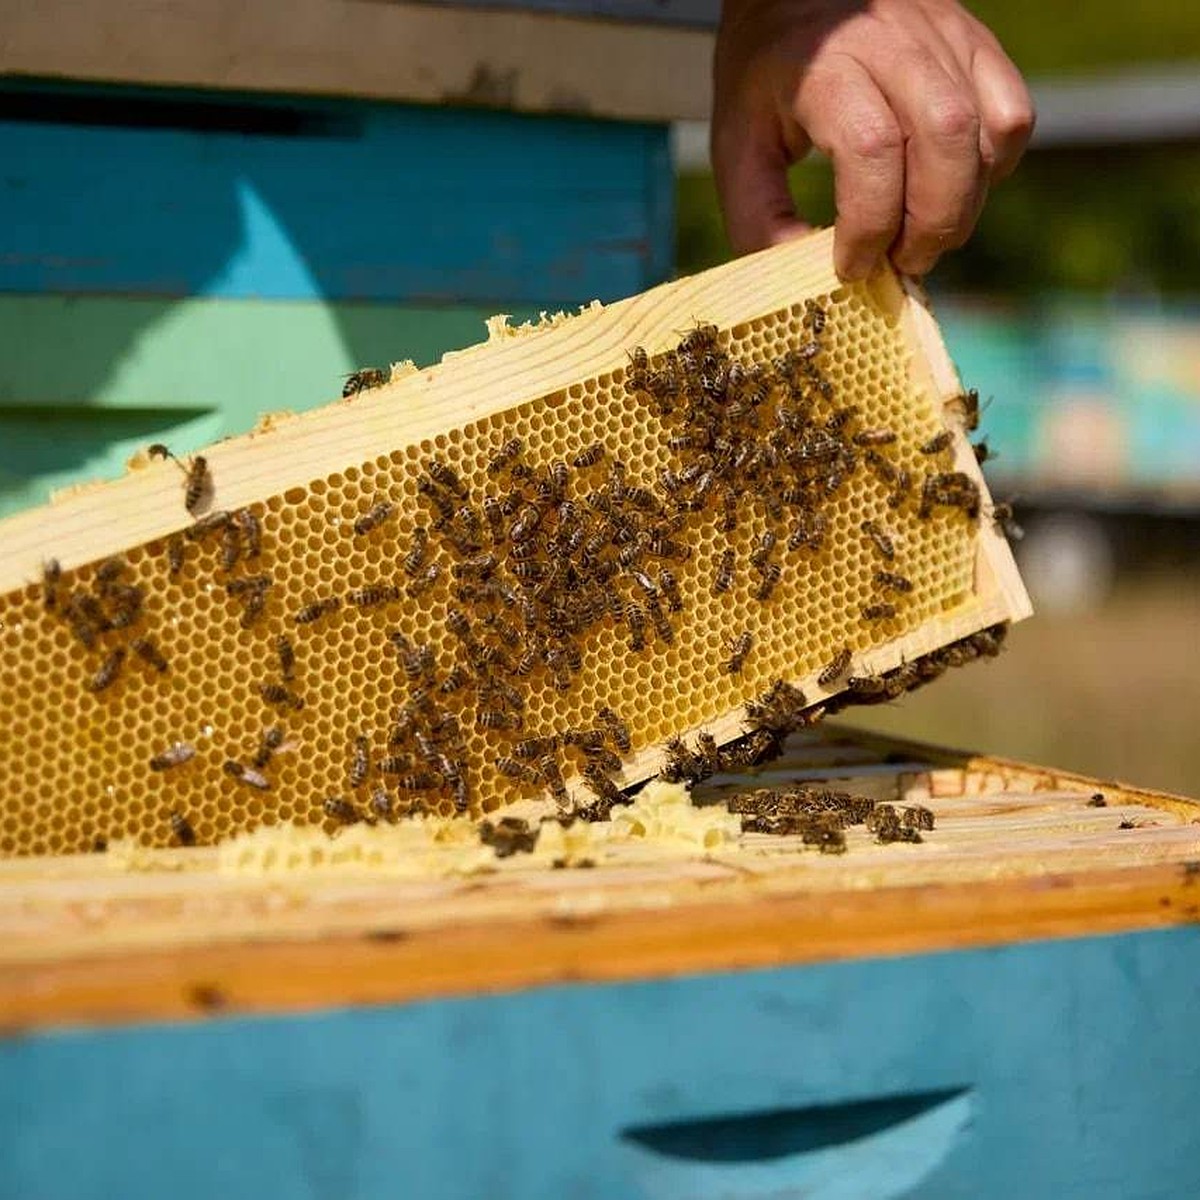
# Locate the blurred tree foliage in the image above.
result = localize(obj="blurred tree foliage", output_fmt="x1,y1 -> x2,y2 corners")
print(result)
678,2 -> 1200,294
678,147 -> 1200,295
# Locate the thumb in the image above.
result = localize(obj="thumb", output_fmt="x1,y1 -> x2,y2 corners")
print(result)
711,116 -> 811,255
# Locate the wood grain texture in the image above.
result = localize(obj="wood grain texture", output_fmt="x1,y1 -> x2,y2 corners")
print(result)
1,728 -> 1197,1032
0,0 -> 714,122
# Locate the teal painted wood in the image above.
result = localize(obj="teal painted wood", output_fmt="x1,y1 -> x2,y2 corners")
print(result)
3,927 -> 1198,1199
0,86 -> 672,307
0,295 -> 541,518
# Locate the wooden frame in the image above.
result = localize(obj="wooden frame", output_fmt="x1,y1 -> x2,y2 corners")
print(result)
1,725 -> 1197,1032
0,229 -> 1032,816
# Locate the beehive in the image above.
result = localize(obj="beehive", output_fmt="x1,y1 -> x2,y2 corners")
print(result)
0,230 -> 1029,856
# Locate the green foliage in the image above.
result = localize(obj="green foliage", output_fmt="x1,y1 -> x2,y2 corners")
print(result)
967,0 -> 1200,76
677,145 -> 1200,295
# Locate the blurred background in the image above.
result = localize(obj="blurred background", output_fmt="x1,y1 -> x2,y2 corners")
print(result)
676,2 -> 1200,795
2,0 -> 1197,794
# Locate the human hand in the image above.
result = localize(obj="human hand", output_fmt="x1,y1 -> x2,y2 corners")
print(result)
711,0 -> 1035,279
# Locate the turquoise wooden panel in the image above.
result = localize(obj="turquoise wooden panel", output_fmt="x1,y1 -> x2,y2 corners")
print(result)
3,927 -> 1198,1199
0,295 -> 541,518
0,86 -> 673,306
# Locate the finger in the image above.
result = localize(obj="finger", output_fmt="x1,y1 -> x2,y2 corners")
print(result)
878,50 -> 985,276
711,116 -> 811,255
794,58 -> 904,281
971,44 -> 1036,181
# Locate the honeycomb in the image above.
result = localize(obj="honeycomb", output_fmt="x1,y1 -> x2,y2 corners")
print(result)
0,243 -> 1014,857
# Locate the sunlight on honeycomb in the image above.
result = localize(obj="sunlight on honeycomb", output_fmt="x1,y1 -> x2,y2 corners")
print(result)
0,283 -> 974,856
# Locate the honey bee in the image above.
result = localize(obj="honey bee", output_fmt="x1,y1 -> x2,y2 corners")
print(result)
342,734 -> 369,788
629,569 -> 658,598
496,755 -> 539,784
131,636 -> 169,673
224,759 -> 270,790
864,449 -> 900,489
658,569 -> 683,614
401,527 -> 430,576
861,602 -> 898,621
583,744 -> 623,775
647,597 -> 674,645
406,563 -> 441,597
170,810 -> 197,846
719,491 -> 738,534
861,519 -> 895,561
874,569 -> 913,594
39,556 -> 60,609
818,646 -> 852,686
370,788 -> 394,820
185,509 -> 231,541
167,535 -> 186,578
538,755 -> 568,806
804,298 -> 827,335
86,648 -> 126,693
678,322 -> 718,355
476,710 -> 523,731
487,437 -> 524,475
572,443 -> 605,469
902,805 -> 935,831
251,725 -> 285,769
753,562 -> 781,602
354,500 -> 394,537
235,509 -> 263,559
712,548 -> 735,596
920,430 -> 953,455
514,735 -> 557,760
269,635 -> 294,682
660,735 -> 700,784
508,504 -> 543,545
95,557 -> 126,588
597,706 -> 631,753
853,429 -> 897,447
624,601 -> 647,652
323,797 -> 361,824
628,346 -> 649,377
348,584 -> 401,608
439,664 -> 471,694
887,467 -> 912,509
989,501 -> 1024,542
427,458 -> 466,497
749,531 -> 777,570
342,367 -> 387,398
183,455 -> 211,514
294,596 -> 341,625
723,631 -> 753,674
150,742 -> 196,771
378,754 -> 413,776
258,682 -> 304,710
219,522 -> 241,571
395,772 -> 440,791
951,387 -> 982,432
920,471 -> 981,520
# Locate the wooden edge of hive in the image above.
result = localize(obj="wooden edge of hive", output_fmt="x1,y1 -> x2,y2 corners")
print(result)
2,855 -> 1198,1034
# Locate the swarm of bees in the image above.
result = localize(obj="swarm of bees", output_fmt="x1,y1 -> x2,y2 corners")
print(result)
27,293 -> 1014,853
727,784 -> 935,851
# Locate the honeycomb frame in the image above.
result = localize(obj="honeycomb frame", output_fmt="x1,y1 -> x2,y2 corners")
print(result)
0,230 -> 1030,856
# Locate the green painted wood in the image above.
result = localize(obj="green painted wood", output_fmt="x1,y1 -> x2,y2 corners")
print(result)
0,294 -> 538,518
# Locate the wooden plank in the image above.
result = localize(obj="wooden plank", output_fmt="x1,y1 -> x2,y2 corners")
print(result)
0,0 -> 715,123
1,731 -> 1197,1031
0,103 -> 672,303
